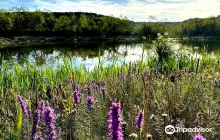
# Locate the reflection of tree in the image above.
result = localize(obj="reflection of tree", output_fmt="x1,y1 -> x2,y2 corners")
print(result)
0,42 -> 141,67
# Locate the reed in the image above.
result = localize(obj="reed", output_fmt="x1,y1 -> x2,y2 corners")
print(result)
0,38 -> 219,139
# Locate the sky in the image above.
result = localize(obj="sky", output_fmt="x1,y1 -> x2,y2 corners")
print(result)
0,0 -> 220,22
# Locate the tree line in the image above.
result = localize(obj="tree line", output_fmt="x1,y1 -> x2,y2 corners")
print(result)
168,16 -> 220,38
1,7 -> 220,38
0,7 -> 137,37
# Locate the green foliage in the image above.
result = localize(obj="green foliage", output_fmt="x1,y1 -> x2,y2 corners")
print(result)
1,7 -> 220,38
0,8 -> 136,36
0,12 -> 13,31
168,16 -> 220,37
16,103 -> 22,140
1,40 -> 220,139
54,15 -> 72,32
141,22 -> 166,38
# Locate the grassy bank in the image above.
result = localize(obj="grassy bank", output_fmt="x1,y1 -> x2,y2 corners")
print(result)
0,38 -> 220,139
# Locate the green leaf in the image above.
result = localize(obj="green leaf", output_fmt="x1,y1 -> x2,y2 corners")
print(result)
16,103 -> 22,140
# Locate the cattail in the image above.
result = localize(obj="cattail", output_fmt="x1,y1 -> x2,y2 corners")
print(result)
136,111 -> 144,131
17,95 -> 29,118
194,133 -> 205,140
73,91 -> 80,105
86,96 -> 94,109
108,103 -> 123,140
44,107 -> 58,140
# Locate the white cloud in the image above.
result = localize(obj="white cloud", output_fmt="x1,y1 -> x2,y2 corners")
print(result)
31,0 -> 220,21
0,1 -> 9,4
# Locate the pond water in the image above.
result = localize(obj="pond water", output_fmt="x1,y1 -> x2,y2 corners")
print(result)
0,40 -> 220,69
0,42 -> 146,69
180,40 -> 220,52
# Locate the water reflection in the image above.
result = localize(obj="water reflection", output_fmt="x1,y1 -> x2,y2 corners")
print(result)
180,40 -> 220,52
0,42 -> 145,69
1,40 -> 220,69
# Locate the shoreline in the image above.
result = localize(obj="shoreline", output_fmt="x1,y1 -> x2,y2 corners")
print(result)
0,36 -> 143,49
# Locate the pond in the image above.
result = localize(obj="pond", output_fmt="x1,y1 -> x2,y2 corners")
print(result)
0,40 -> 220,69
0,42 -> 146,69
180,40 -> 220,52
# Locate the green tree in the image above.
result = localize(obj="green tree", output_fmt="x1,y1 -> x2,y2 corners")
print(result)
78,13 -> 90,34
54,16 -> 72,32
0,12 -> 13,31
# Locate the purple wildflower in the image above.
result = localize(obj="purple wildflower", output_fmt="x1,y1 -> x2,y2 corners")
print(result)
35,132 -> 44,140
17,95 -> 29,118
100,87 -> 106,99
36,100 -> 46,121
69,77 -> 74,90
100,87 -> 105,94
30,114 -> 40,140
194,133 -> 205,140
73,108 -> 77,116
86,96 -> 94,109
73,91 -> 80,105
136,111 -> 144,131
76,84 -> 80,93
44,107 -> 58,140
108,103 -> 123,140
54,96 -> 59,109
31,101 -> 42,140
31,100 -> 46,140
95,85 -> 99,93
87,85 -> 93,95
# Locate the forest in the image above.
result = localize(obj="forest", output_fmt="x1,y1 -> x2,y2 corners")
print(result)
0,7 -> 136,37
1,7 -> 220,38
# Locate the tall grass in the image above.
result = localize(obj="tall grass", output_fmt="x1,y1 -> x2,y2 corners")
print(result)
0,38 -> 220,139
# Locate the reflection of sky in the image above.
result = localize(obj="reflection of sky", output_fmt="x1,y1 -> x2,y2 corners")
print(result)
2,42 -> 210,70
0,43 -> 154,70
65,44 -> 145,70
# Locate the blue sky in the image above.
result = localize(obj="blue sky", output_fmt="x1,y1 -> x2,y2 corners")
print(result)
0,0 -> 219,21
